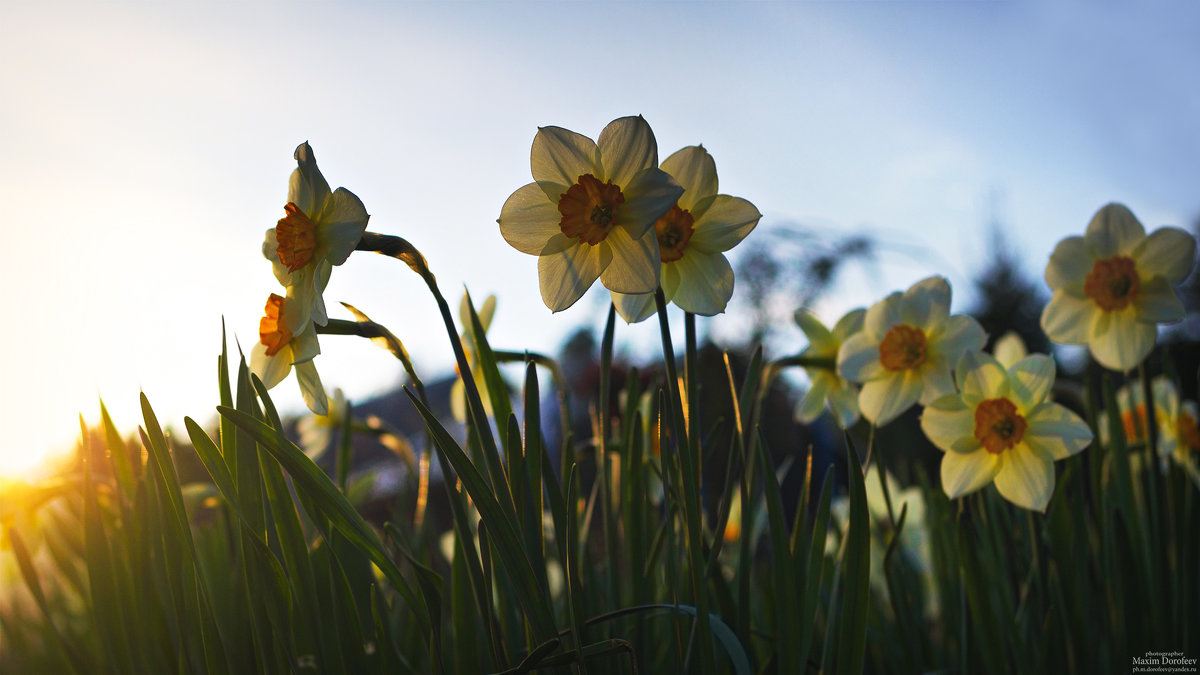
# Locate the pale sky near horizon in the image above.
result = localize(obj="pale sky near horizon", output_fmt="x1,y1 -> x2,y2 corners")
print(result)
1,0 -> 1197,477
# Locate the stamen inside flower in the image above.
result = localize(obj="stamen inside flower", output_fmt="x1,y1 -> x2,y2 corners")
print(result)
558,174 -> 625,245
259,293 -> 293,356
654,204 -> 695,262
1177,412 -> 1200,452
974,398 -> 1027,454
878,324 -> 927,371
276,202 -> 318,272
1121,404 -> 1149,444
1084,256 -> 1139,311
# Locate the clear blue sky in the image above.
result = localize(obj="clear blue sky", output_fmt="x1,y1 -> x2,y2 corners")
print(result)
1,0 -> 1196,475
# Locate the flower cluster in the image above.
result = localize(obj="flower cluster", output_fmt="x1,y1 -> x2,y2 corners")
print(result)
250,142 -> 370,414
498,117 -> 760,318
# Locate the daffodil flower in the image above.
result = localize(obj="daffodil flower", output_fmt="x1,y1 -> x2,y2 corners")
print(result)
1100,377 -> 1200,468
837,276 -> 986,426
498,116 -> 684,312
794,308 -> 865,428
262,142 -> 370,334
921,351 -> 1093,512
1041,203 -> 1197,372
610,146 -> 762,322
249,293 -> 328,415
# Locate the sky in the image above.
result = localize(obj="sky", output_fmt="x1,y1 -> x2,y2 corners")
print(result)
0,0 -> 1197,477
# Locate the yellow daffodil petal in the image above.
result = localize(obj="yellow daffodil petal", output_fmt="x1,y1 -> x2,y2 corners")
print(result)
993,331 -> 1028,369
290,327 -> 321,365
288,142 -> 332,218
1040,291 -> 1094,344
932,314 -> 987,360
1006,354 -> 1055,413
899,276 -> 951,330
531,126 -> 599,193
316,188 -> 370,266
250,342 -> 291,391
600,226 -> 660,294
921,395 -> 980,453
955,351 -> 1009,403
1024,403 -> 1093,460
1045,235 -> 1090,290
499,183 -> 568,255
616,167 -> 685,239
941,450 -> 1001,499
838,331 -> 884,383
295,360 -> 329,416
660,146 -> 718,214
1131,225 -> 1197,283
797,373 -> 833,424
994,445 -> 1054,512
795,310 -> 836,355
688,195 -> 762,255
596,116 -> 658,188
1084,202 -> 1146,259
538,242 -> 609,312
664,250 -> 734,316
1134,276 -> 1185,323
919,365 -> 957,405
863,291 -> 904,340
1088,308 -> 1155,371
612,291 -> 656,324
859,371 -> 923,426
832,309 -> 866,343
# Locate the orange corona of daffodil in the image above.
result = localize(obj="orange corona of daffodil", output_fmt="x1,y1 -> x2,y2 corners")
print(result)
837,276 -> 986,427
498,116 -> 684,312
610,146 -> 761,322
1041,203 -> 1196,371
249,293 -> 328,415
262,142 -> 370,335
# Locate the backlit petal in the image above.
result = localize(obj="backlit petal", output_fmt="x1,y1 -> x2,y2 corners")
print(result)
668,251 -> 734,316
899,276 -> 951,330
531,126 -> 598,189
863,292 -> 903,340
932,314 -> 986,361
1088,308 -> 1155,371
956,351 -> 1008,403
500,183 -> 567,255
660,146 -> 718,212
827,380 -> 861,429
859,371 -> 922,426
796,374 -> 832,423
600,226 -> 660,294
1024,403 -> 1093,460
795,310 -> 835,355
1134,277 -> 1185,323
1084,203 -> 1145,259
295,360 -> 329,416
838,331 -> 883,383
538,242 -> 608,312
250,342 -> 291,390
612,291 -> 656,324
688,196 -> 761,254
994,445 -> 1055,511
597,116 -> 658,188
1007,354 -> 1055,412
1132,226 -> 1197,283
289,142 -> 332,218
316,187 -> 370,265
941,450 -> 1000,499
832,309 -> 867,342
1045,235 -> 1090,291
618,167 -> 685,239
919,364 -> 956,405
1041,291 -> 1094,344
921,396 -> 980,453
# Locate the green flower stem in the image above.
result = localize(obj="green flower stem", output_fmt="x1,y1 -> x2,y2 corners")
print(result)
654,288 -> 715,675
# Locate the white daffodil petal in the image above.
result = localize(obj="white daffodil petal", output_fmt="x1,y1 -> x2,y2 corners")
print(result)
921,396 -> 980,454
290,328 -> 321,365
899,276 -> 951,330
1041,291 -> 1094,344
993,331 -> 1028,369
864,292 -> 904,340
283,268 -> 317,335
600,226 -> 660,295
956,351 -> 1008,401
838,331 -> 883,383
264,229 -> 294,287
618,167 -> 685,239
317,188 -> 370,265
1088,309 -> 1155,372
500,183 -> 568,255
596,116 -> 658,187
941,450 -> 1000,499
612,291 -> 657,324
289,142 -> 332,217
994,446 -> 1055,511
1007,354 -> 1055,412
538,242 -> 608,312
796,374 -> 832,423
531,126 -> 599,189
295,360 -> 329,416
920,365 -> 957,405
1045,235 -> 1091,290
1024,403 -> 1093,460
1132,226 -> 1197,284
859,372 -> 923,426
662,261 -> 681,303
1134,277 -> 1185,323
827,381 -> 862,429
660,146 -> 718,213
250,342 -> 291,391
668,251 -> 734,316
832,309 -> 867,342
934,314 -> 986,362
794,310 -> 835,354
312,261 -> 332,327
1084,203 -> 1146,258
688,196 -> 762,255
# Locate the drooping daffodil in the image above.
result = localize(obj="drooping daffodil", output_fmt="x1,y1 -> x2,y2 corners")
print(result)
794,308 -> 866,428
498,116 -> 684,312
610,145 -> 762,322
250,293 -> 328,415
263,142 -> 370,334
921,351 -> 1093,512
837,276 -> 986,426
1041,203 -> 1196,371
